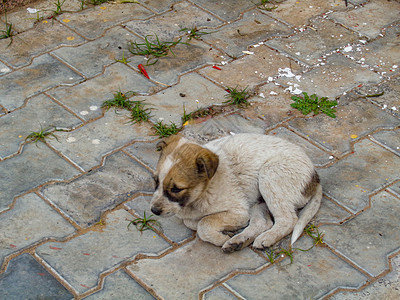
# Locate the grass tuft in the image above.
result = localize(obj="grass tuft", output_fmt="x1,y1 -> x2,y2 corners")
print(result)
101,91 -> 136,111
223,86 -> 250,107
127,211 -> 162,233
180,27 -> 212,40
1,12 -> 14,43
129,100 -> 152,124
290,92 -> 338,118
25,126 -> 60,144
153,121 -> 180,138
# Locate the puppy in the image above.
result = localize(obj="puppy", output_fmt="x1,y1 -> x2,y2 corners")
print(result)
150,133 -> 322,253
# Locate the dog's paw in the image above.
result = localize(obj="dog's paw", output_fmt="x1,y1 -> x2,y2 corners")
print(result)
253,234 -> 275,250
222,234 -> 253,253
222,240 -> 244,253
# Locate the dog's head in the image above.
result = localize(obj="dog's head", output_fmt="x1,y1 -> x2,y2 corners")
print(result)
150,135 -> 219,217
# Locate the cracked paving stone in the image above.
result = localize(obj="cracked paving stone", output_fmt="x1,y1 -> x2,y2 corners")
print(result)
288,97 -> 400,156
318,139 -> 400,213
321,192 -> 400,277
41,151 -> 154,227
190,0 -> 255,21
52,26 -> 139,78
0,21 -> 85,69
268,126 -> 331,167
329,0 -> 400,39
347,24 -> 400,76
36,209 -> 170,294
331,254 -> 400,300
267,0 -> 347,28
124,2 -> 223,42
0,193 -> 75,267
136,0 -> 180,14
127,39 -> 226,86
83,269 -> 154,300
0,94 -> 82,159
125,195 -> 193,243
201,10 -> 293,58
372,128 -> 400,157
48,63 -> 157,121
124,140 -> 159,171
0,54 -> 83,112
0,254 -> 73,300
266,18 -> 361,66
127,239 -> 265,299
0,143 -> 80,212
225,237 -> 367,299
47,110 -> 153,171
135,72 -> 227,125
203,286 -> 237,300
200,45 -> 305,90
276,54 -> 381,100
58,3 -> 154,40
315,197 -> 352,224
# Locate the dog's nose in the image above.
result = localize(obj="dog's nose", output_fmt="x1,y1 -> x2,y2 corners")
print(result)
151,206 -> 162,216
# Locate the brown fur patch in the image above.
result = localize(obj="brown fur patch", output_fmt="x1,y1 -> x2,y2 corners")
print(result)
302,170 -> 320,198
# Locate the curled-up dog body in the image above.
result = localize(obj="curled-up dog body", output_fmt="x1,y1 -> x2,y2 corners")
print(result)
150,133 -> 322,253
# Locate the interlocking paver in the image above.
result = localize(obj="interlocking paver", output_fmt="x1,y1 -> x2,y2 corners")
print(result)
124,2 -> 223,42
224,237 -> 368,299
0,193 -> 75,266
318,139 -> 400,213
52,26 -> 139,78
201,9 -> 293,58
372,128 -> 400,156
0,61 -> 12,75
0,21 -> 85,68
83,269 -> 154,299
321,192 -> 400,277
329,0 -> 400,39
58,3 -> 154,40
266,18 -> 361,66
125,195 -> 194,243
0,93 -> 82,159
0,254 -> 73,300
123,139 -> 159,171
288,96 -> 400,156
41,151 -> 154,227
203,286 -> 238,300
36,209 -> 171,294
315,197 -> 352,224
190,0 -> 255,21
48,63 -> 158,121
127,239 -> 266,299
0,54 -> 83,112
137,0 -> 180,14
0,143 -> 80,212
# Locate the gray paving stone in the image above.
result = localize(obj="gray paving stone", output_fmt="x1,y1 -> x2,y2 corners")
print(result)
277,54 -> 381,100
0,143 -> 80,212
0,193 -> 75,267
41,151 -> 154,227
127,239 -> 266,299
52,26 -> 139,78
48,63 -> 157,121
137,0 -> 180,14
372,128 -> 400,156
124,2 -> 223,42
321,192 -> 400,277
0,94 -> 82,159
225,237 -> 367,299
201,10 -> 293,58
123,139 -> 159,171
199,44 -> 305,90
388,181 -> 400,198
58,3 -> 154,40
190,0 -> 255,21
346,24 -> 400,76
0,21 -> 85,68
127,39 -> 226,86
318,139 -> 400,213
47,110 -> 153,171
203,286 -> 238,300
135,72 -> 227,125
0,61 -> 11,75
36,209 -> 171,294
0,253 -> 73,300
315,197 -> 352,224
266,18 -> 361,66
288,97 -> 400,156
329,0 -> 400,39
83,269 -> 155,299
125,195 -> 194,243
0,54 -> 83,112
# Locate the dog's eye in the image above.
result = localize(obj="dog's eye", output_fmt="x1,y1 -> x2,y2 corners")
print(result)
171,185 -> 183,193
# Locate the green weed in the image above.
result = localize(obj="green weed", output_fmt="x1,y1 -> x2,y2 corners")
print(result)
223,86 -> 250,107
129,100 -> 152,124
87,0 -> 109,5
256,0 -> 278,11
115,51 -> 131,64
127,211 -> 162,233
101,91 -> 136,111
25,126 -> 60,144
153,121 -> 180,138
180,27 -> 212,40
290,92 -> 338,118
0,12 -> 14,43
128,34 -> 186,65
53,0 -> 66,15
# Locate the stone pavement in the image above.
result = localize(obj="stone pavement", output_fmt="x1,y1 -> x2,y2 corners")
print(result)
0,0 -> 400,298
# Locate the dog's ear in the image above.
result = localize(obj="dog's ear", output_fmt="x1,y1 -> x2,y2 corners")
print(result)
196,149 -> 219,179
156,135 -> 182,152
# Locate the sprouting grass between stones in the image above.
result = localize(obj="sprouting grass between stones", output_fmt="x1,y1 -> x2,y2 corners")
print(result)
115,51 -> 131,64
101,90 -> 136,112
25,126 -> 60,144
290,92 -> 338,118
0,12 -> 14,44
127,211 -> 162,233
223,86 -> 250,108
129,100 -> 152,124
153,121 -> 180,138
180,27 -> 213,40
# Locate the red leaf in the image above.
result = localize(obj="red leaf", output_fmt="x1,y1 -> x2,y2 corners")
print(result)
212,65 -> 222,70
138,64 -> 150,79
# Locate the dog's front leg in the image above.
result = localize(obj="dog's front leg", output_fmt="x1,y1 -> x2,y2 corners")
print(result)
197,212 -> 249,247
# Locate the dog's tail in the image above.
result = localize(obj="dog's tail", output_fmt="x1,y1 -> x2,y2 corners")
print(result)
290,184 -> 323,245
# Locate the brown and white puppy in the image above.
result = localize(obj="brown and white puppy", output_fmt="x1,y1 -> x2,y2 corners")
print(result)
150,133 -> 322,253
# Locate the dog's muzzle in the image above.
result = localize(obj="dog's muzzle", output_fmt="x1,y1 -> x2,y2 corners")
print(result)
151,206 -> 162,216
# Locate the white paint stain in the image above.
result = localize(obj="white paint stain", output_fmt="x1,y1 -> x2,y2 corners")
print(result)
92,139 -> 100,145
80,111 -> 89,116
